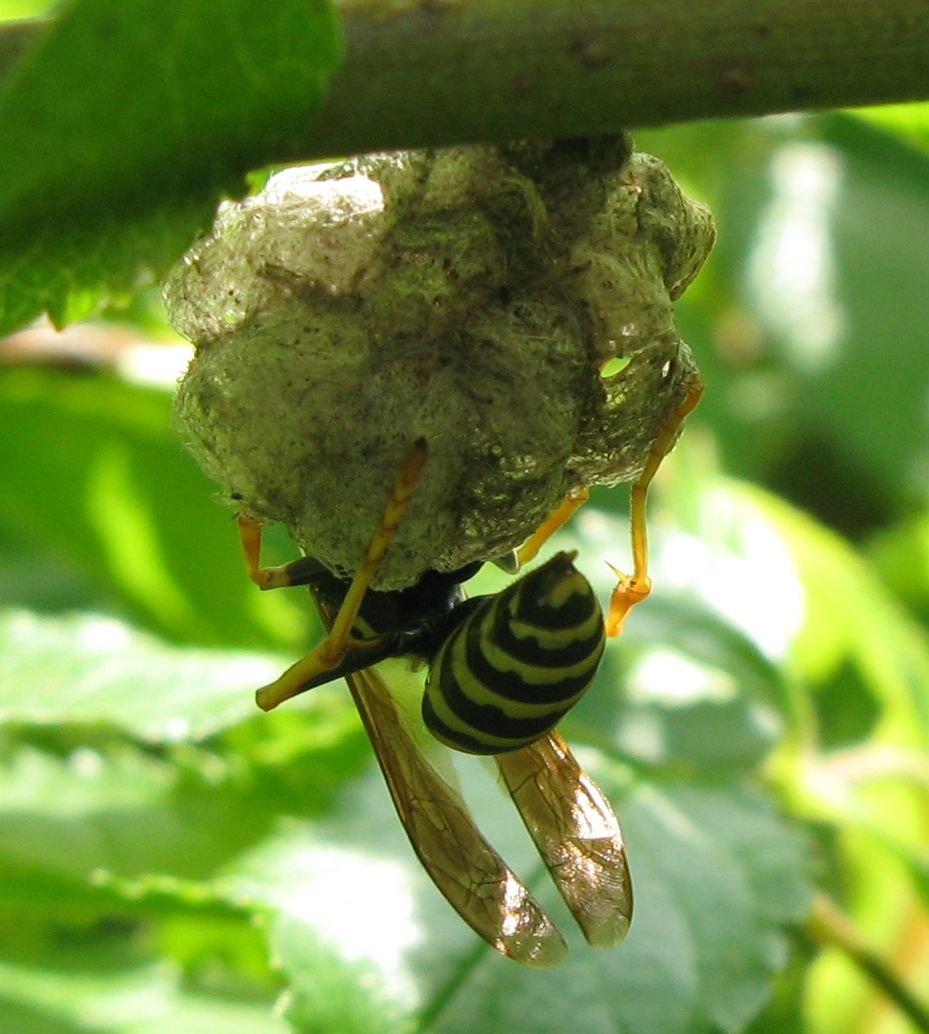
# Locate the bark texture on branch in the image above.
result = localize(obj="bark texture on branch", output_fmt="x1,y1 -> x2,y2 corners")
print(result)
316,0 -> 929,154
2,1 -> 928,158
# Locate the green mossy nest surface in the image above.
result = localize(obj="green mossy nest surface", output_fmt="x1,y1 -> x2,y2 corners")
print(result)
165,137 -> 714,588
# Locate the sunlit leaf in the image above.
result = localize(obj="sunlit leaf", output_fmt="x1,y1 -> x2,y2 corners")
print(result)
218,759 -> 811,1034
0,0 -> 344,332
0,368 -> 308,648
0,959 -> 284,1034
0,744 -> 278,882
0,609 -> 280,741
751,485 -> 929,743
848,101 -> 929,157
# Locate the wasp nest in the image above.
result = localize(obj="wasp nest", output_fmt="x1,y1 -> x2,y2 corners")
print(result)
165,137 -> 714,589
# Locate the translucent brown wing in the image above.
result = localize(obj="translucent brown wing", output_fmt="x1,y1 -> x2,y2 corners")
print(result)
495,730 -> 633,947
347,665 -> 568,966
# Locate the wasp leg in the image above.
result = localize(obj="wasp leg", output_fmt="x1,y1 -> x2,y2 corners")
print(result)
236,513 -> 307,590
606,376 -> 704,637
254,440 -> 429,711
516,488 -> 590,568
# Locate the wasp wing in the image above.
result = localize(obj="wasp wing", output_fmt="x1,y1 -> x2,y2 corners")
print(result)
495,730 -> 632,948
347,665 -> 568,966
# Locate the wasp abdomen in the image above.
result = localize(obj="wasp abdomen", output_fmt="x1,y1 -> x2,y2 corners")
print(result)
422,552 -> 605,755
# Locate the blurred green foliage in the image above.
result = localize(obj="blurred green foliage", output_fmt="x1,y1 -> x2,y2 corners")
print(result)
0,0 -> 343,332
2,5 -> 929,1032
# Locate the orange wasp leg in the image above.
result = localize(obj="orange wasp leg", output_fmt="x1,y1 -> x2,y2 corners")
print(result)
238,440 -> 429,711
605,376 -> 704,637
515,488 -> 590,568
237,514 -> 299,590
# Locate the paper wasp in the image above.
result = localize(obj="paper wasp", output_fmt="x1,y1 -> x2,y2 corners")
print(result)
237,378 -> 702,965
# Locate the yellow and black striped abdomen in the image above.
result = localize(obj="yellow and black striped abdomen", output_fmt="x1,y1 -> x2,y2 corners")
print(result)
422,552 -> 605,755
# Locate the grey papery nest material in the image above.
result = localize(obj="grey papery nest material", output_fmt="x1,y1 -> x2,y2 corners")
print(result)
164,137 -> 714,589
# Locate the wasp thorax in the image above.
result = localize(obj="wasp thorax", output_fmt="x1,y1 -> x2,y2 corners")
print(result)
164,137 -> 714,589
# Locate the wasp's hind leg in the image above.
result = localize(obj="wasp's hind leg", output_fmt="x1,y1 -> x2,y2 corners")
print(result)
606,375 -> 703,637
248,440 -> 429,711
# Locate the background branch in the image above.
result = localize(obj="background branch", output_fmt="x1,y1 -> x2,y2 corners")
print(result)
805,894 -> 929,1033
4,0 -> 929,160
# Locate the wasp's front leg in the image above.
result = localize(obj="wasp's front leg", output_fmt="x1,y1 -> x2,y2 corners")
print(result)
240,440 -> 429,711
237,513 -> 304,590
236,514 -> 348,709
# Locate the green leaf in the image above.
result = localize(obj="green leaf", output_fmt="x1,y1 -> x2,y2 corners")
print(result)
848,101 -> 929,158
0,609 -> 279,742
0,862 -> 257,926
217,758 -> 811,1034
0,368 -> 309,648
0,195 -> 221,333
0,744 -> 278,883
582,591 -> 786,771
274,917 -> 410,1034
0,959 -> 285,1034
869,508 -> 929,626
751,484 -> 929,742
0,0 -> 344,331
418,778 -> 809,1034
